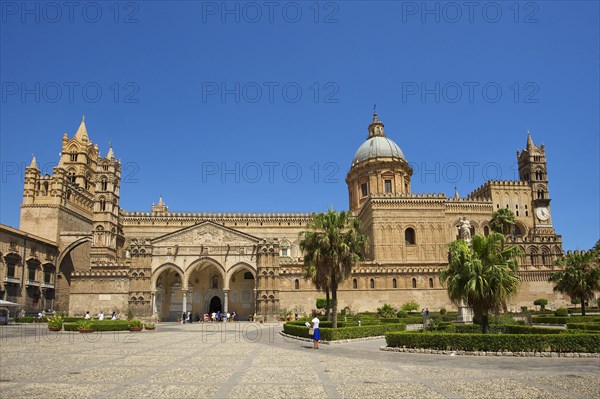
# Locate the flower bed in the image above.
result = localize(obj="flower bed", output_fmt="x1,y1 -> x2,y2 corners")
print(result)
385,331 -> 600,353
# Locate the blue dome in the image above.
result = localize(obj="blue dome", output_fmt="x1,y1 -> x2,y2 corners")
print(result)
352,136 -> 405,164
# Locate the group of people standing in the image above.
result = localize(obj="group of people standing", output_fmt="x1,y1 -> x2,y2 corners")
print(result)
181,310 -> 237,323
84,311 -> 119,320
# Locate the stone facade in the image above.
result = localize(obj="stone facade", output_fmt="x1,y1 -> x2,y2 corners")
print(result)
6,113 -> 571,319
0,224 -> 59,312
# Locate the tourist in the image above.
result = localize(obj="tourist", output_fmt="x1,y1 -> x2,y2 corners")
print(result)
311,311 -> 320,349
187,311 -> 192,324
84,311 -> 91,320
231,311 -> 236,321
217,310 -> 222,322
37,312 -> 43,322
225,312 -> 230,322
211,312 -> 216,322
425,308 -> 430,317
181,311 -> 186,324
98,311 -> 104,321
111,311 -> 117,320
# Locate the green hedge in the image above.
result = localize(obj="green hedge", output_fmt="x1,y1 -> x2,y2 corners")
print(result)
283,322 -> 406,341
385,332 -> 600,353
532,315 -> 600,324
63,320 -> 132,332
567,323 -> 600,331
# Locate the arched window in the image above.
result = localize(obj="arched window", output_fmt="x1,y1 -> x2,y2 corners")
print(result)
101,178 -> 108,191
100,198 -> 106,211
280,240 -> 290,257
483,226 -> 490,236
429,278 -> 434,288
294,279 -> 299,290
211,275 -> 219,289
537,190 -> 544,199
412,278 -> 417,288
352,279 -> 357,289
370,278 -> 375,289
392,278 -> 397,289
70,152 -> 77,162
405,228 -> 416,245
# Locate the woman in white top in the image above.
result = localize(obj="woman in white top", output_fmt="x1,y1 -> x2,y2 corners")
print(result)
311,314 -> 321,349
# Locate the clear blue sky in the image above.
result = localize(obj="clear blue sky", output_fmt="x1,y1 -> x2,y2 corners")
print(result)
1,1 -> 598,250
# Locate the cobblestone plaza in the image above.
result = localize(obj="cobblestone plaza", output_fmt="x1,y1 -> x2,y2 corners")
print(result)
1,322 -> 598,399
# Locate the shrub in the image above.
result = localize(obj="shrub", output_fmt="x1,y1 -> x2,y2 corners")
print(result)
283,322 -> 406,341
440,308 -> 447,315
129,319 -> 143,328
534,298 -> 548,311
47,315 -> 63,329
521,307 -> 528,312
63,320 -> 131,332
566,323 -> 600,331
385,332 -> 600,353
401,301 -> 419,312
597,298 -> 600,308
555,308 -> 569,317
377,304 -> 398,318
396,310 -> 408,318
533,315 -> 600,324
321,323 -> 406,341
316,298 -> 331,310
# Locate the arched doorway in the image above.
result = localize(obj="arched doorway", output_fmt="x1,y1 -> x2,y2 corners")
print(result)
154,266 -> 184,322
56,239 -> 91,314
187,259 -> 225,318
228,265 -> 256,320
209,296 -> 222,313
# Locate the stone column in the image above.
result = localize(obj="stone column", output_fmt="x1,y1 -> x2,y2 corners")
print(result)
151,291 -> 157,315
223,290 -> 229,313
182,290 -> 187,314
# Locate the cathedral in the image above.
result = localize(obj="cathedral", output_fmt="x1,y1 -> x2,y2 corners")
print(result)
0,112 -> 567,320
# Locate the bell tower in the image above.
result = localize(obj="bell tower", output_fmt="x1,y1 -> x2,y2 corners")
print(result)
90,144 -> 124,263
517,132 -> 554,230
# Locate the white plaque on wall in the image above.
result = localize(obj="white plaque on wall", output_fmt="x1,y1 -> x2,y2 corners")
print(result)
99,294 -> 112,301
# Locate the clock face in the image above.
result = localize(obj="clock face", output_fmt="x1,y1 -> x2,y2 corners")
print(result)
536,207 -> 550,221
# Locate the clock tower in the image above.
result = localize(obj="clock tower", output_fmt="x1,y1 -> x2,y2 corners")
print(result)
517,132 -> 554,231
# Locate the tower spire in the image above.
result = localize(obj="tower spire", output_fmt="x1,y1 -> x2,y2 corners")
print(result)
29,154 -> 38,169
526,130 -> 534,151
75,114 -> 89,142
106,141 -> 114,159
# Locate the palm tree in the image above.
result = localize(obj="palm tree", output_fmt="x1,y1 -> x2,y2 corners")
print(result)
490,208 -> 516,237
440,233 -> 522,333
299,209 -> 368,328
302,257 -> 331,321
549,250 -> 600,316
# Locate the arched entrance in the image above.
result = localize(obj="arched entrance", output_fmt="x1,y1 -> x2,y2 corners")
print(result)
56,239 -> 91,314
187,258 -> 226,319
209,296 -> 222,313
154,265 -> 184,322
228,264 -> 256,321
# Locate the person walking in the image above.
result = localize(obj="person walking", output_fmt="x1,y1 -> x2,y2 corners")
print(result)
311,312 -> 321,349
84,311 -> 91,320
98,311 -> 104,321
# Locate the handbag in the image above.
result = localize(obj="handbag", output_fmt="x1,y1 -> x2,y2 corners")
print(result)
308,327 -> 314,335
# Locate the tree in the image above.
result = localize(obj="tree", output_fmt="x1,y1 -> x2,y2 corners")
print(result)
302,261 -> 331,321
490,208 -> 516,237
299,209 -> 368,328
533,298 -> 548,311
440,232 -> 522,333
401,300 -> 419,312
549,250 -> 600,316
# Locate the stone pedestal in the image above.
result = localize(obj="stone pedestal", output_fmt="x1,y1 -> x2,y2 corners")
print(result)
456,301 -> 473,324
